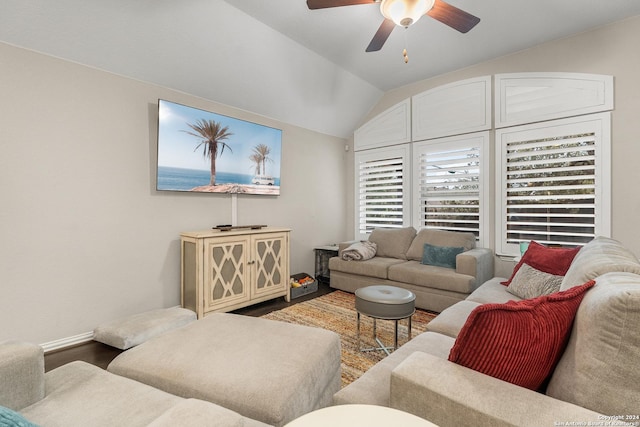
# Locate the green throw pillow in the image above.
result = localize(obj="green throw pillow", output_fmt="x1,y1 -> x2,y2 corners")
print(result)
421,243 -> 464,269
0,406 -> 39,427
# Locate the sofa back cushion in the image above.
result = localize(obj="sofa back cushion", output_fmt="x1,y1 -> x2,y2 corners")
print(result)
546,272 -> 640,414
368,227 -> 417,260
560,236 -> 640,291
406,229 -> 475,262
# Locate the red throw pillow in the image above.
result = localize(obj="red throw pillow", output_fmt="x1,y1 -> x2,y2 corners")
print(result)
448,280 -> 595,391
502,241 -> 580,286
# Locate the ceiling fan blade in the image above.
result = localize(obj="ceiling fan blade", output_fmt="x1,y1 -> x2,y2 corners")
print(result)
307,0 -> 376,10
366,18 -> 395,52
427,0 -> 480,33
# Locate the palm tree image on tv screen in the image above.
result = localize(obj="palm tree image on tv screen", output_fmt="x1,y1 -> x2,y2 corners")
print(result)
156,99 -> 282,195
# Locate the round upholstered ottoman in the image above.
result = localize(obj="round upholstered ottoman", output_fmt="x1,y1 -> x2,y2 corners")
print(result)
355,285 -> 416,355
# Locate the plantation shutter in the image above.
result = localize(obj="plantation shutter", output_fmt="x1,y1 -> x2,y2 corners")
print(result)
413,133 -> 488,245
497,113 -> 611,255
355,145 -> 411,239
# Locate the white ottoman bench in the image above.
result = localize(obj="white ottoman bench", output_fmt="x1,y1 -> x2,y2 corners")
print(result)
107,313 -> 342,427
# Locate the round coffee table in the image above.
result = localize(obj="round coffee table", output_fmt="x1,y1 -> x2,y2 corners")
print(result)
355,285 -> 416,355
284,404 -> 438,427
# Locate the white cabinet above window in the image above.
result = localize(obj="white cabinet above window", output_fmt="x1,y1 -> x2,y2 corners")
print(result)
354,99 -> 411,151
412,76 -> 491,141
495,73 -> 614,128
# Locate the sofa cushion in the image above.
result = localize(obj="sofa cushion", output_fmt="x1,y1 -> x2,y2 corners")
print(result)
421,243 -> 465,269
93,307 -> 196,350
368,227 -> 417,260
467,277 -> 517,304
328,256 -> 406,280
502,241 -> 580,286
426,300 -> 482,338
388,261 -> 476,294
148,399 -> 258,427
560,236 -> 640,291
406,229 -> 475,262
448,280 -> 595,391
21,361 -> 182,426
547,272 -> 640,415
507,263 -> 563,299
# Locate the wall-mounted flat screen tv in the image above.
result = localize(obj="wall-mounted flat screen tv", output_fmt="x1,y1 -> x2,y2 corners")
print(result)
156,99 -> 282,195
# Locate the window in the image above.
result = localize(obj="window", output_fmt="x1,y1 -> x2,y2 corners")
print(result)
496,113 -> 611,256
413,132 -> 489,246
354,145 -> 411,240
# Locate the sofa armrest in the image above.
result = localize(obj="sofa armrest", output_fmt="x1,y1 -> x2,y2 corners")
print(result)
0,341 -> 45,410
390,352 -> 603,427
456,248 -> 494,287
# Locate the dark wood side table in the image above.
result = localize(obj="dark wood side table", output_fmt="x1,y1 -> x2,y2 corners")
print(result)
314,245 -> 339,285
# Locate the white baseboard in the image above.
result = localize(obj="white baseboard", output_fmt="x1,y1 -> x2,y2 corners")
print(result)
40,331 -> 94,353
39,306 -> 184,353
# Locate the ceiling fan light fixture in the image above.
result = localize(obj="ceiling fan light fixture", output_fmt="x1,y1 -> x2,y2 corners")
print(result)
380,0 -> 435,27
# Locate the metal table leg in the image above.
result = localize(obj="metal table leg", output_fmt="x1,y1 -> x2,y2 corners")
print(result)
357,312 -> 403,356
394,319 -> 398,350
357,311 -> 361,350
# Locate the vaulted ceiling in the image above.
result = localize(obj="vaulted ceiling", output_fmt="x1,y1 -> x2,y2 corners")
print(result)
1,0 -> 639,138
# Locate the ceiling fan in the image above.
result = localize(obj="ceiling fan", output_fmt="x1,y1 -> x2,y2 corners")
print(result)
307,0 -> 480,52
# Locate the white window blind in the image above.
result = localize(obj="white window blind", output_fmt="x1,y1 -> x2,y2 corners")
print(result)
355,145 -> 411,239
413,133 -> 488,246
497,113 -> 611,255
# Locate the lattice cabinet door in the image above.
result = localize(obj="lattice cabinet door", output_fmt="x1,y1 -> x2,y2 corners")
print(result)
251,232 -> 289,299
202,235 -> 251,312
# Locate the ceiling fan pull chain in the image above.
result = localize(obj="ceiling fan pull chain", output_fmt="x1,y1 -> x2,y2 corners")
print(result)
403,27 -> 409,63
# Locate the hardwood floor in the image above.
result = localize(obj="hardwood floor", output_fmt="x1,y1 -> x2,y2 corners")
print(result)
44,341 -> 123,372
44,281 -> 334,372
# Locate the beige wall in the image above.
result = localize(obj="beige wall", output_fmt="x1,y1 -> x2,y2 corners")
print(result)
0,42 -> 348,345
348,16 -> 640,265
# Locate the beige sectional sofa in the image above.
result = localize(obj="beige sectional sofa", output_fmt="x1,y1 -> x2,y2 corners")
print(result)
334,236 -> 640,426
0,341 -> 269,426
329,227 -> 494,312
